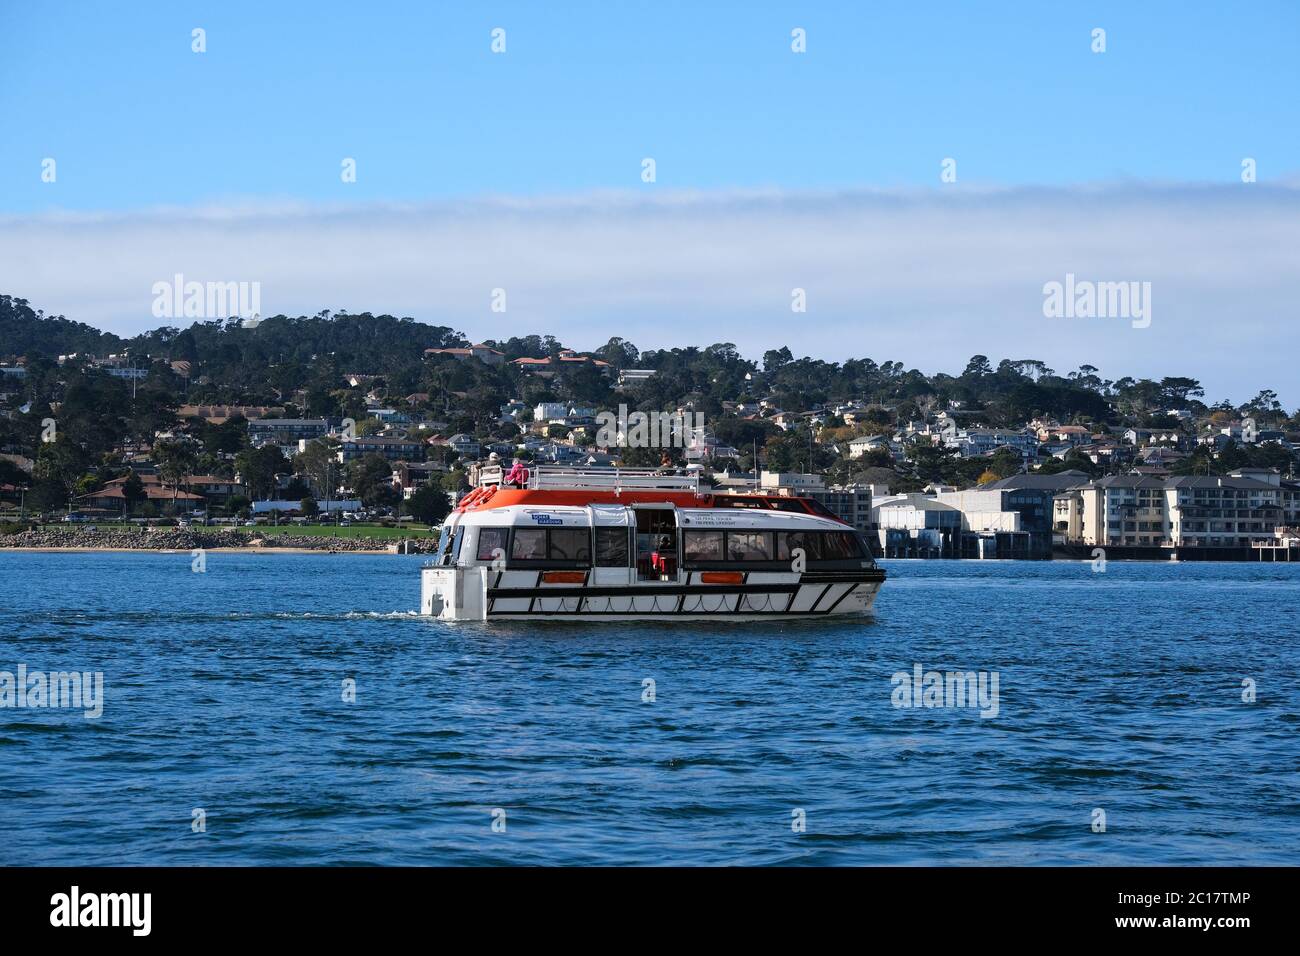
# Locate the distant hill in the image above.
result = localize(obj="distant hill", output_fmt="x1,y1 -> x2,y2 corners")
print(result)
0,295 -> 124,359
0,293 -> 468,378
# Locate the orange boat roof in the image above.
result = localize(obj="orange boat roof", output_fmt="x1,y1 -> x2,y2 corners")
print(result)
455,486 -> 849,523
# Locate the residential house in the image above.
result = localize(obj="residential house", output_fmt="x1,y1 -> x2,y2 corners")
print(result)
423,344 -> 505,366
512,350 -> 611,377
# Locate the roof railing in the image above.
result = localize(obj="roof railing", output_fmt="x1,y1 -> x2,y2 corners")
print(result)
529,465 -> 699,492
478,463 -> 702,494
475,463 -> 698,492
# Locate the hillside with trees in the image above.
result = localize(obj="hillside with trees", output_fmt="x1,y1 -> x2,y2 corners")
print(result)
2,295 -> 1296,514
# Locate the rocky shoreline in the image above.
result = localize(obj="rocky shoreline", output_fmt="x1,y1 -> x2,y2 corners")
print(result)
0,528 -> 437,553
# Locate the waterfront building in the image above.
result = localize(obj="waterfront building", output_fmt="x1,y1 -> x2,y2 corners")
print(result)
1053,468 -> 1300,549
940,471 -> 1092,534
184,475 -> 245,505
76,475 -> 205,514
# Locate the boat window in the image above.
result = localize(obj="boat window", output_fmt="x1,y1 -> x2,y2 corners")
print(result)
549,528 -> 591,562
715,496 -> 768,510
802,498 -> 842,522
450,527 -> 466,564
683,530 -> 724,561
434,524 -> 452,563
595,527 -> 629,567
510,528 -> 547,560
476,527 -> 509,563
822,531 -> 862,559
726,531 -> 774,561
776,531 -> 823,562
768,499 -> 806,513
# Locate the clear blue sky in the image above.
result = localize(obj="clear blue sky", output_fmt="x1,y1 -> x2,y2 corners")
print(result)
2,0 -> 1297,211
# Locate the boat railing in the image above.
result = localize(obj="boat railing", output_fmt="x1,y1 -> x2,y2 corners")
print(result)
475,462 -> 700,491
528,465 -> 699,492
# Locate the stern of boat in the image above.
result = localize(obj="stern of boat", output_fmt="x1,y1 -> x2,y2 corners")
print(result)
421,565 -> 489,621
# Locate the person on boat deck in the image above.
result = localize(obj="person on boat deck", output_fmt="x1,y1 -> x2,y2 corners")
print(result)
654,450 -> 674,476
469,452 -> 500,488
504,458 -> 529,487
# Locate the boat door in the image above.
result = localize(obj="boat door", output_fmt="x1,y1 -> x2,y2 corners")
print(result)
588,504 -> 633,586
631,503 -> 680,583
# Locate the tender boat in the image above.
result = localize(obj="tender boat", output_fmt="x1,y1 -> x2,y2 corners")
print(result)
420,466 -> 885,621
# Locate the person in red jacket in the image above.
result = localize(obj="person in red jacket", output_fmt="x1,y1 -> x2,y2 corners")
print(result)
504,460 -> 530,487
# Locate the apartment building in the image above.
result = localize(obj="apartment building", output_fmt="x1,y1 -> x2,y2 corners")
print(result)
1054,469 -> 1300,548
248,418 -> 331,448
338,435 -> 426,462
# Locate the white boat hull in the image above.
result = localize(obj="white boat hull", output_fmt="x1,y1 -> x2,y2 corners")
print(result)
421,566 -> 883,621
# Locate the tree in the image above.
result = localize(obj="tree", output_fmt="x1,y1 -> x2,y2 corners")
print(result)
294,438 -> 340,498
154,438 -> 197,512
407,483 -> 453,526
121,471 -> 147,516
859,446 -> 895,468
347,453 -> 396,506
32,437 -> 89,501
1159,377 -> 1204,406
300,496 -> 319,516
763,347 -> 793,372
986,446 -> 1024,479
905,439 -> 957,484
594,336 -> 639,369
234,446 -> 288,500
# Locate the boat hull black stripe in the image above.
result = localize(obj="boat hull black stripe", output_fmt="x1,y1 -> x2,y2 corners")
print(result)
488,583 -> 801,600
821,583 -> 858,615
800,572 -> 886,584
807,583 -> 833,613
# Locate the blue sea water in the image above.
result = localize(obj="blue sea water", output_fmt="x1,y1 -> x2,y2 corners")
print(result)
0,551 -> 1297,866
